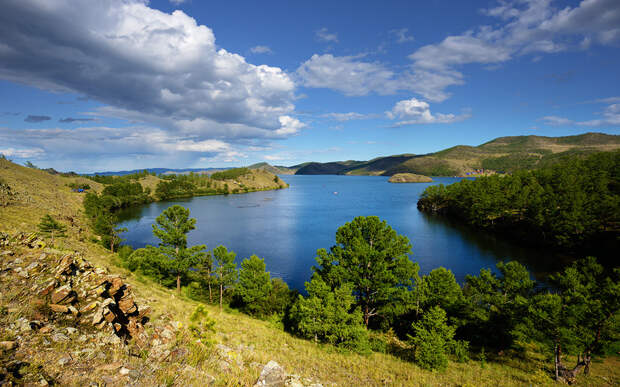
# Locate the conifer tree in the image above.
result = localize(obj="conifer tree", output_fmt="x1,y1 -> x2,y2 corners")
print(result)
37,214 -> 67,244
152,205 -> 206,293
212,245 -> 237,311
314,216 -> 417,327
236,255 -> 272,316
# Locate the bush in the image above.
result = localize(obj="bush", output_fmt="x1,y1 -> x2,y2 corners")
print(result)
189,305 -> 216,345
409,306 -> 456,371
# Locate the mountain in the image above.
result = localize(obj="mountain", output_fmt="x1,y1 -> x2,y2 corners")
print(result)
89,167 -> 226,176
294,132 -> 620,176
247,162 -> 297,175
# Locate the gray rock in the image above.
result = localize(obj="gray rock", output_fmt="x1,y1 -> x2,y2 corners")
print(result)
51,332 -> 69,342
57,356 -> 71,366
255,361 -> 287,387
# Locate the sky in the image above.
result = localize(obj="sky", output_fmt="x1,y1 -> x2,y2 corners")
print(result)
0,0 -> 619,173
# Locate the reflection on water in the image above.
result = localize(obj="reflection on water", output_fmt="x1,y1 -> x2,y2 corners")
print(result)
117,175 -> 572,291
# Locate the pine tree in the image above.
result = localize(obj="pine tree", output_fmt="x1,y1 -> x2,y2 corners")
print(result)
291,276 -> 369,353
212,245 -> 237,311
152,205 -> 206,293
37,214 -> 67,244
409,306 -> 456,371
314,216 -> 417,327
236,255 -> 272,316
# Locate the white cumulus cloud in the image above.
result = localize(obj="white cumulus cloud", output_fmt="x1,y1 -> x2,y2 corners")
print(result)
386,98 -> 470,126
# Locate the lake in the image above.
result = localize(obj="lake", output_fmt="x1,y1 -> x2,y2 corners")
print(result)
117,175 -> 570,291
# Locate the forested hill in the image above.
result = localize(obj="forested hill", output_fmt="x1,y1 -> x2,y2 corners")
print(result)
417,150 -> 620,262
294,132 -> 620,176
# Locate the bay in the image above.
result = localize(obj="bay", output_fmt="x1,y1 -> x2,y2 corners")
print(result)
117,175 -> 569,291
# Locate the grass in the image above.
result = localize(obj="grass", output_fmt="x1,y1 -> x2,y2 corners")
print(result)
1,159 -> 619,385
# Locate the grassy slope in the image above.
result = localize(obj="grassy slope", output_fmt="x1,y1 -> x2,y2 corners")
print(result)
1,160 -> 618,386
295,133 -> 620,176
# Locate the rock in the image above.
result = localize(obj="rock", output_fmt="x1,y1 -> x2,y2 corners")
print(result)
255,361 -> 287,387
388,173 -> 433,183
57,356 -> 71,366
38,280 -> 57,297
65,327 -> 78,335
39,325 -> 53,334
51,285 -> 74,304
0,341 -> 17,350
49,304 -> 69,313
51,332 -> 69,343
119,367 -> 131,376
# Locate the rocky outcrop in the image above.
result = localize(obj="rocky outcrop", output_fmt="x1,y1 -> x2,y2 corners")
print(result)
254,361 -> 323,387
0,232 -> 150,346
388,173 -> 433,183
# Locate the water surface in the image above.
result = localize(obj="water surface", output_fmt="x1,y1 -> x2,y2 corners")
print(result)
118,175 -> 568,291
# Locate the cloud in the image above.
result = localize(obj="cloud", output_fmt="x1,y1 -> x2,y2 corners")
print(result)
250,45 -> 273,54
390,28 -> 414,43
169,0 -> 188,5
404,0 -> 620,100
320,112 -> 373,121
297,54 -> 402,96
540,115 -> 575,126
1,112 -> 20,116
24,115 -> 51,123
386,98 -> 470,126
299,1 -> 620,103
0,147 -> 45,158
316,27 -> 338,43
0,0 -> 299,145
0,124 -> 255,171
59,117 -> 97,123
541,102 -> 620,127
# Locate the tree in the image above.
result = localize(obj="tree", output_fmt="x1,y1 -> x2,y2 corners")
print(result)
527,257 -> 620,383
212,245 -> 237,311
291,276 -> 369,353
152,205 -> 206,293
409,306 -> 457,371
93,213 -> 126,252
197,251 -> 214,303
313,216 -> 417,327
37,214 -> 67,244
236,255 -> 272,316
462,261 -> 534,349
420,267 -> 462,312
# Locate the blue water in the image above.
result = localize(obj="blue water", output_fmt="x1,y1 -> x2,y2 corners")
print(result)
117,175 -> 568,291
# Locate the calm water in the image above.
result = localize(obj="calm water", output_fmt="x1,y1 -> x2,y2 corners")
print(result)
118,175 -> 569,291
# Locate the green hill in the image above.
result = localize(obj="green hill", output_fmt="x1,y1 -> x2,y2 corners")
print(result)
293,132 -> 620,176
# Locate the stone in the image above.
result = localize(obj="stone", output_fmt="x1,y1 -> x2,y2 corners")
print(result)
58,356 -> 71,366
118,297 -> 137,314
38,280 -> 57,297
65,327 -> 78,335
51,285 -> 74,304
51,332 -> 69,343
49,304 -> 69,313
39,325 -> 53,334
0,341 -> 17,350
255,361 -> 287,387
119,367 -> 131,376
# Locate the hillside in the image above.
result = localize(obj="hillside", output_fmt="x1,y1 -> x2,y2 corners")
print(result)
293,132 -> 620,176
1,159 -> 619,385
247,162 -> 296,175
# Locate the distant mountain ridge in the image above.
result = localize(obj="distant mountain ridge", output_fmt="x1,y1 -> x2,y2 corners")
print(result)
88,132 -> 619,178
294,132 -> 620,176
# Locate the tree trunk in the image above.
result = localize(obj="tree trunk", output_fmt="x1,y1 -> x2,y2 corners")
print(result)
220,282 -> 223,311
364,304 -> 369,327
209,281 -> 213,303
555,343 -> 560,381
177,274 -> 181,294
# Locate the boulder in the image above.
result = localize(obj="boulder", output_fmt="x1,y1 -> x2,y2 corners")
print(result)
255,361 -> 287,387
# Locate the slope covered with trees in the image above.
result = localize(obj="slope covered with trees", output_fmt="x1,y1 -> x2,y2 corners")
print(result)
417,150 -> 620,260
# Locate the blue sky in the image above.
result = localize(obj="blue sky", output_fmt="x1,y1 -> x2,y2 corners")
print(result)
0,0 -> 619,172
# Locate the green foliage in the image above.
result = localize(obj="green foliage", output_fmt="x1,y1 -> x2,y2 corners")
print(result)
462,261 -> 534,350
126,246 -> 174,285
313,216 -> 418,328
213,245 -> 238,309
188,305 -> 216,345
409,306 -> 457,371
37,214 -> 67,242
0,177 -> 14,207
418,151 -> 620,255
291,276 -> 370,353
236,255 -> 273,316
152,205 -> 207,292
420,267 -> 462,312
67,182 -> 90,190
525,257 -> 620,377
24,161 -> 38,169
210,167 -> 250,181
